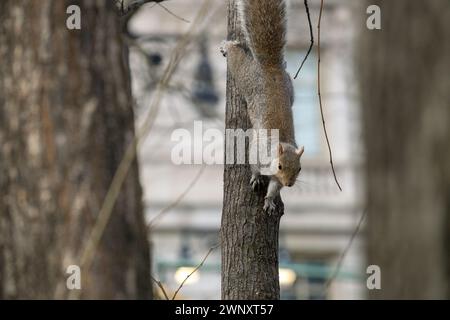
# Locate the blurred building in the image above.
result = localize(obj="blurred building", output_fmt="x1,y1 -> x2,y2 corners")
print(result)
129,0 -> 364,299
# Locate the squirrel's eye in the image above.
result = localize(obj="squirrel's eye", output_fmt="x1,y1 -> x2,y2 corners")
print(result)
278,165 -> 282,170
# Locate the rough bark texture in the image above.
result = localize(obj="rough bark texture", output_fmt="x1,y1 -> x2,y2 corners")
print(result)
221,0 -> 283,300
0,0 -> 151,299
360,0 -> 450,299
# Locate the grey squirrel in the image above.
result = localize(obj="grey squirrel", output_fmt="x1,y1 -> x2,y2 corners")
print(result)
220,0 -> 304,214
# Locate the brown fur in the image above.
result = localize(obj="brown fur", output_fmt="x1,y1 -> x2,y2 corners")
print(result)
220,0 -> 304,214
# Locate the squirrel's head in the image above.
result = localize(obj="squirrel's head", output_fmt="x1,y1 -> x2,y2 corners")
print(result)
272,144 -> 304,187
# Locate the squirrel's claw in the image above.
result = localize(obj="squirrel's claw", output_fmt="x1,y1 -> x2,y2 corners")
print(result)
220,40 -> 240,57
250,175 -> 264,192
264,197 -> 277,215
219,41 -> 228,57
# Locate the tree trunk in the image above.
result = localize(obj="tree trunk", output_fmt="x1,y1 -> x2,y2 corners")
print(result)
221,0 -> 283,300
0,0 -> 151,299
359,0 -> 450,299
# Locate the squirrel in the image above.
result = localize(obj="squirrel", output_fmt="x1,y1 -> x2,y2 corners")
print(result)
220,0 -> 304,214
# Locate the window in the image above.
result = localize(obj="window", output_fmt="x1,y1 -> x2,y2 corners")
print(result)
285,50 -> 320,157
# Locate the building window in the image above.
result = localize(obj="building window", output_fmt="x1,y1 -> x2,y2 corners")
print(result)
286,50 -> 320,157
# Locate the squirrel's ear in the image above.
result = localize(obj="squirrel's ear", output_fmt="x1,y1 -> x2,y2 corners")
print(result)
296,146 -> 305,157
278,143 -> 284,156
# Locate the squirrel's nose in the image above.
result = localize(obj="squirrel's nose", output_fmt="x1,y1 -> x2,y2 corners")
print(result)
287,183 -> 293,187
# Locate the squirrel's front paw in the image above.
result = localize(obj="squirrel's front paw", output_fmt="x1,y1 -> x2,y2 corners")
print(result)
219,40 -> 240,57
264,197 -> 277,215
250,174 -> 264,192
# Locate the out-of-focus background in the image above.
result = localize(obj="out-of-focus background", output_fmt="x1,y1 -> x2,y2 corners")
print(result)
129,0 -> 364,299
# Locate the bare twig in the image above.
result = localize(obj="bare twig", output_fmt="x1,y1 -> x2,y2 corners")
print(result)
317,0 -> 342,191
294,0 -> 314,79
157,2 -> 190,23
171,244 -> 220,300
115,0 -> 166,17
322,209 -> 367,296
69,0 -> 212,300
116,0 -> 189,23
151,275 -> 170,300
148,166 -> 206,229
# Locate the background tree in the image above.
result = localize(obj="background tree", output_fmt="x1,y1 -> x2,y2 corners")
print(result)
0,0 -> 151,299
221,0 -> 284,300
359,0 -> 450,299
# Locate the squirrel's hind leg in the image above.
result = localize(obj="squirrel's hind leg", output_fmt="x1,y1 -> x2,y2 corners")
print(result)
220,40 -> 255,94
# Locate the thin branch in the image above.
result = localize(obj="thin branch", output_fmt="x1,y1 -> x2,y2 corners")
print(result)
116,0 -> 189,24
157,3 -> 190,23
317,0 -> 342,191
322,209 -> 367,295
147,166 -> 206,229
171,244 -> 220,300
115,0 -> 166,17
294,0 -> 314,79
151,275 -> 170,300
68,0 -> 212,300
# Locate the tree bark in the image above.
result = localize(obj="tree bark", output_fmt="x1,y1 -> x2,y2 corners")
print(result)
0,0 -> 151,299
221,0 -> 284,300
359,0 -> 450,299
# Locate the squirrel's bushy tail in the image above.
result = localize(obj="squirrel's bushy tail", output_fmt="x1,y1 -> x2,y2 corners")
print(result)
238,0 -> 287,66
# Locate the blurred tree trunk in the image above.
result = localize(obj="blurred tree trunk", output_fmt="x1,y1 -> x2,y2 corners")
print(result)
221,0 -> 283,300
0,0 -> 151,299
359,0 -> 450,299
